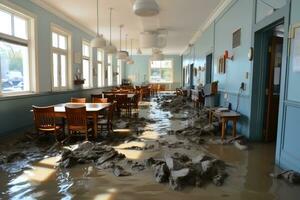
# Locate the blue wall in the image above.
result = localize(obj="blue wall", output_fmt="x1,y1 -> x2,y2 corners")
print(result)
0,0 -> 117,136
183,0 -> 254,137
124,55 -> 182,89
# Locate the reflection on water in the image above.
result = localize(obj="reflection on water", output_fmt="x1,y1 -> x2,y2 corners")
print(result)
1,98 -> 300,200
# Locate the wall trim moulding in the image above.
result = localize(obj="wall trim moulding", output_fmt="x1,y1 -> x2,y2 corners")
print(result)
30,0 -> 95,37
181,0 -> 233,55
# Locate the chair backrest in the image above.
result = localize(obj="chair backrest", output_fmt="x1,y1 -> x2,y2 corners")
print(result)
32,106 -> 56,130
91,94 -> 102,102
93,97 -> 108,103
107,102 -> 115,122
71,97 -> 86,103
104,94 -> 115,103
65,106 -> 87,132
115,94 -> 128,105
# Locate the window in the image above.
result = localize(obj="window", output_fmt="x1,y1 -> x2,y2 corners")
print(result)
107,54 -> 113,86
51,26 -> 70,90
149,60 -> 173,83
82,41 -> 92,88
116,60 -> 122,85
97,49 -> 104,87
0,4 -> 35,94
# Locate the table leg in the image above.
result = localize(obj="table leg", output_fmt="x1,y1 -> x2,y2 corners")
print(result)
93,113 -> 98,138
233,119 -> 237,137
221,118 -> 226,140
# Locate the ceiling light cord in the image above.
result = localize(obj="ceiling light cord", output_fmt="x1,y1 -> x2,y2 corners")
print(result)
96,0 -> 99,36
109,8 -> 113,45
130,39 -> 133,57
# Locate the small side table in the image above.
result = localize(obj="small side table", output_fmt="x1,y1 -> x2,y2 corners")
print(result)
209,108 -> 241,140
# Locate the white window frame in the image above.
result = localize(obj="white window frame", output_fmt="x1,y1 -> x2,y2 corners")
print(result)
149,59 -> 174,84
82,40 -> 92,88
51,24 -> 72,91
107,54 -> 113,86
0,2 -> 37,96
117,59 -> 122,85
97,49 -> 104,87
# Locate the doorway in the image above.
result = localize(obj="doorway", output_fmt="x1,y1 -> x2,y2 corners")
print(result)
205,53 -> 213,84
251,20 -> 284,142
264,27 -> 284,142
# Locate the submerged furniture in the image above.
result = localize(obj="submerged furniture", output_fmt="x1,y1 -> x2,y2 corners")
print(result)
71,97 -> 86,103
32,105 -> 63,141
65,106 -> 92,141
92,97 -> 108,103
209,108 -> 241,140
53,103 -> 110,138
98,102 -> 115,134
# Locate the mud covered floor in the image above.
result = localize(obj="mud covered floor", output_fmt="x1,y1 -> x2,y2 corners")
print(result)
1,95 -> 300,200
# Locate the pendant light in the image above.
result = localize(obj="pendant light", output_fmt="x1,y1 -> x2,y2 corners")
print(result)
127,39 -> 135,65
105,8 -> 117,54
133,0 -> 159,17
137,48 -> 142,55
91,0 -> 106,48
116,25 -> 129,60
150,49 -> 164,61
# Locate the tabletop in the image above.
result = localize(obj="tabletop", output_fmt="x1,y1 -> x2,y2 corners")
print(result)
54,103 -> 111,112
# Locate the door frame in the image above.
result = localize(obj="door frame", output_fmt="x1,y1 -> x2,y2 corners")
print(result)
249,1 -> 290,141
205,53 -> 213,84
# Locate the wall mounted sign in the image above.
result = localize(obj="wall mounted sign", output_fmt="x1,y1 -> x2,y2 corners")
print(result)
232,28 -> 241,48
291,23 -> 300,72
218,56 -> 226,74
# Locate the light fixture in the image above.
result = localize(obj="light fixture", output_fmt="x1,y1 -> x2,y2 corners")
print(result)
150,49 -> 164,61
127,39 -> 135,65
137,48 -> 142,55
116,25 -> 129,60
105,8 -> 117,54
91,0 -> 106,48
133,0 -> 159,17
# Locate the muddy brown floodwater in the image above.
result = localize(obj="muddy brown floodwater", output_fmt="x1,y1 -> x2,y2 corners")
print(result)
1,96 -> 300,200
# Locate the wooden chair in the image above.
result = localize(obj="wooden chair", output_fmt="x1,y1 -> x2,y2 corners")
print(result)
91,94 -> 103,102
104,93 -> 115,103
71,97 -> 86,103
115,94 -> 130,116
92,97 -> 108,103
131,93 -> 140,110
65,106 -> 92,140
98,102 -> 115,134
32,106 -> 63,141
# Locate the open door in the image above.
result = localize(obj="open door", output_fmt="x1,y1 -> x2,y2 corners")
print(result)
206,54 -> 213,84
264,36 -> 283,142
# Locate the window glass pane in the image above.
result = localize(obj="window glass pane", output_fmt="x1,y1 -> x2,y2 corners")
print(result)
52,53 -> 58,88
14,15 -> 27,39
83,43 -> 89,57
97,50 -> 102,62
59,35 -> 67,50
98,63 -> 102,87
83,59 -> 90,88
150,60 -> 173,83
0,41 -> 29,93
0,10 -> 12,35
108,65 -> 112,86
52,32 -> 58,48
60,54 -> 67,87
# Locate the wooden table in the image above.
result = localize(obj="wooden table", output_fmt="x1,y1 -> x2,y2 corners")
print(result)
53,103 -> 111,138
209,108 -> 241,140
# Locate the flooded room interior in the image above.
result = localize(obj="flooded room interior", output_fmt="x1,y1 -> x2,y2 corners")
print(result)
1,0 -> 300,199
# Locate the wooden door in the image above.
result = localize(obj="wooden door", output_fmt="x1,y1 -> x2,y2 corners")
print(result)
206,54 -> 213,84
264,36 -> 283,142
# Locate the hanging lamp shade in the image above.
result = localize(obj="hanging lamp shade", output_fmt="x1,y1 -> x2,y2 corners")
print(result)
133,0 -> 159,17
105,44 -> 117,54
151,49 -> 164,61
91,0 -> 106,48
116,50 -> 129,60
137,48 -> 142,54
127,58 -> 134,65
91,34 -> 106,48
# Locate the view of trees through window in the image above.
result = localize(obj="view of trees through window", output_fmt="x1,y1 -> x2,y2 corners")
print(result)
149,60 -> 173,83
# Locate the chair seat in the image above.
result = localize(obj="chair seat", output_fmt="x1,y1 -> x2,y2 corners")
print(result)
38,125 -> 63,132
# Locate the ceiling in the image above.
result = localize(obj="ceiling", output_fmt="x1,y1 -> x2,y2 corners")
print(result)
34,0 -> 224,55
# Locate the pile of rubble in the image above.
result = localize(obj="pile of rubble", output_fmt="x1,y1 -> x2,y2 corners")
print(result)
59,141 -> 126,169
157,95 -> 192,113
150,152 -> 228,190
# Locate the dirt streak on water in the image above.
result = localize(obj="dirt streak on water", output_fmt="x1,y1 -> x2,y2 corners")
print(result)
1,97 -> 300,200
